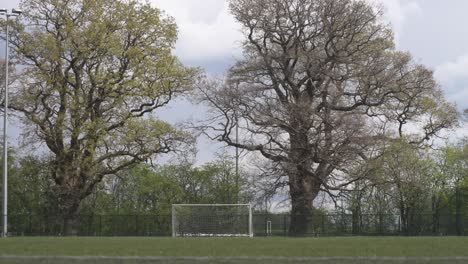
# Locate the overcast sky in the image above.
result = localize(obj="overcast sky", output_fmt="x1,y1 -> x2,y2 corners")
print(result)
1,0 -> 468,164
151,0 -> 468,107
148,0 -> 468,163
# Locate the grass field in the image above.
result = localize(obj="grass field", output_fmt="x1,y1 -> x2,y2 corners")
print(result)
1,236 -> 468,263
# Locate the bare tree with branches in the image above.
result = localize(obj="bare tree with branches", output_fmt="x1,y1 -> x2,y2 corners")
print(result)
197,0 -> 457,235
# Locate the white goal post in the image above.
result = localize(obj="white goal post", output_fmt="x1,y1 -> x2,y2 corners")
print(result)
172,204 -> 253,237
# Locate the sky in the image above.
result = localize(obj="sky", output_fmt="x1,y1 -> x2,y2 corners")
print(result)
1,0 -> 468,164
150,0 -> 468,106
151,0 -> 468,107
149,0 -> 468,163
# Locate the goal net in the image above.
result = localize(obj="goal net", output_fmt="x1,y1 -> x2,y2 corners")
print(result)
172,204 -> 253,237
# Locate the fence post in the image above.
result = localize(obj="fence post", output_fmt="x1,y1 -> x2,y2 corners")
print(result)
321,214 -> 325,235
378,213 -> 382,235
283,214 -> 287,236
28,214 -> 32,235
398,214 -> 401,235
135,215 -> 138,236
99,215 -> 102,236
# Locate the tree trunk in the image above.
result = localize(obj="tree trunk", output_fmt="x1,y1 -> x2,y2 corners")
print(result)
288,176 -> 321,236
400,207 -> 407,235
455,186 -> 463,236
63,214 -> 80,236
431,194 -> 440,235
57,187 -> 82,236
351,206 -> 361,235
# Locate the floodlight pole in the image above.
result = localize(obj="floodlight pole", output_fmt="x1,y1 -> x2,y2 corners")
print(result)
235,111 -> 239,201
234,81 -> 240,203
1,9 -> 9,239
1,8 -> 22,238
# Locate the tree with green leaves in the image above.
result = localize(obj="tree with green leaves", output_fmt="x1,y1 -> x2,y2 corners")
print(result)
81,153 -> 253,215
9,154 -> 57,216
80,164 -> 185,215
159,153 -> 253,204
434,143 -> 468,234
379,141 -> 433,234
6,0 -> 196,234
0,148 -> 56,216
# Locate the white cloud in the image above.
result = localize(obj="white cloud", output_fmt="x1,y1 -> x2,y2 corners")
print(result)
151,0 -> 424,65
150,0 -> 242,63
371,0 -> 422,46
151,0 -> 224,24
435,54 -> 468,84
185,0 -> 225,24
435,54 -> 468,109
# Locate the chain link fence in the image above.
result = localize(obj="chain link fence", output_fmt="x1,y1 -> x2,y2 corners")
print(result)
3,213 -> 467,236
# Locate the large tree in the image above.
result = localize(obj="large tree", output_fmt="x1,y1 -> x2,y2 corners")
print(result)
5,0 -> 195,234
198,0 -> 457,235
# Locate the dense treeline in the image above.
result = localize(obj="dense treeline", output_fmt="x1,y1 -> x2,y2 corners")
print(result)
4,152 -> 254,217
3,139 -> 467,223
345,140 -> 468,235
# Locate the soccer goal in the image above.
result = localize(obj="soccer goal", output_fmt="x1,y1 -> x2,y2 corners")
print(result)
172,204 -> 253,237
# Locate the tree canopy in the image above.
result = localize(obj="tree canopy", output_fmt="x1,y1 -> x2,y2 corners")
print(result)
6,0 -> 196,234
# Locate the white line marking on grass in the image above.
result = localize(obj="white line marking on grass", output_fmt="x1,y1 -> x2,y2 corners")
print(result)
1,256 -> 468,261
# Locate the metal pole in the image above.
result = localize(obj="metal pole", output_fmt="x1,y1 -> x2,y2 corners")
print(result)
248,203 -> 253,237
2,15 -> 9,238
235,112 -> 239,202
266,220 -> 271,236
171,205 -> 175,237
234,81 -> 240,203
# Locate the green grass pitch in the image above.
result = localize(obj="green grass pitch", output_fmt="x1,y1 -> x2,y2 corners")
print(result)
1,236 -> 468,263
